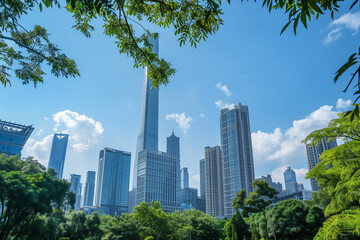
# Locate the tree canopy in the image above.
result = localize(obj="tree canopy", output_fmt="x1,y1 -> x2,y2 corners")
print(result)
303,110 -> 360,239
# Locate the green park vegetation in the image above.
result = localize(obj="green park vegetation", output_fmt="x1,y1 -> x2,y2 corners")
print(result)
1,107 -> 360,240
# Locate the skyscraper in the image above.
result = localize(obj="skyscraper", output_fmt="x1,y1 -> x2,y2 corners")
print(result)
48,133 -> 69,179
95,148 -> 131,216
284,166 -> 297,193
256,174 -> 283,193
131,38 -> 160,211
204,146 -> 224,217
132,38 -> 160,191
167,131 -> 180,194
180,167 -> 189,189
199,158 -> 205,199
220,103 -> 255,218
0,120 -> 34,156
135,150 -> 177,212
305,137 -> 337,191
70,174 -> 81,211
83,171 -> 96,207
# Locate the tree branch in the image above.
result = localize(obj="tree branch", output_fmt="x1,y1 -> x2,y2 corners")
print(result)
0,35 -> 47,59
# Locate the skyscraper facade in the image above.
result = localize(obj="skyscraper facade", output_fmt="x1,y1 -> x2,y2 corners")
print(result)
0,120 -> 34,156
132,38 -> 160,192
167,131 -> 180,194
48,133 -> 69,179
284,166 -> 297,193
83,171 -> 96,207
199,158 -> 205,199
95,148 -> 131,216
204,146 -> 224,217
220,103 -> 255,218
135,150 -> 177,212
305,137 -> 337,191
70,174 -> 81,211
180,167 -> 189,189
256,174 -> 283,193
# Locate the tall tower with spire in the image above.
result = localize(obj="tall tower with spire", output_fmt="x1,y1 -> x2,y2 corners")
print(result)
132,38 -> 159,190
130,38 -> 160,211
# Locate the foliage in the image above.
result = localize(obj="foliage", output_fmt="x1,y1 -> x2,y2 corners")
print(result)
0,154 -> 74,240
269,199 -> 324,240
103,213 -> 141,240
224,211 -> 250,240
0,0 -> 79,87
58,210 -> 103,240
304,112 -> 360,239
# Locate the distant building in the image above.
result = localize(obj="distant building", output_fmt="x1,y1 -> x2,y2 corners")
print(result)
290,182 -> 298,193
284,167 -> 297,193
256,174 -> 283,193
48,134 -> 69,179
298,183 -> 304,191
205,146 -> 224,218
177,187 -> 198,205
181,198 -> 206,213
199,159 -> 205,199
221,103 -> 255,218
272,190 -> 313,204
305,137 -> 337,191
167,131 -> 180,194
83,171 -> 96,207
70,174 -> 82,211
135,149 -> 177,212
95,148 -> 131,216
180,167 -> 189,189
0,120 -> 34,156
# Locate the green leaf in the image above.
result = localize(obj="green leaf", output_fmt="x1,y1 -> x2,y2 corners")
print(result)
334,53 -> 358,83
293,15 -> 299,35
281,21 -> 291,35
308,0 -> 324,14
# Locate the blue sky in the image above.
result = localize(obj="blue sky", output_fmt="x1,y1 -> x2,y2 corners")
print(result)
1,1 -> 358,192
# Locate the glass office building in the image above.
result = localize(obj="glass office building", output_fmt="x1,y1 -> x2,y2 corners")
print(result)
133,38 -> 160,192
305,137 -> 337,191
135,149 -> 177,211
167,131 -> 180,195
205,146 -> 224,217
83,171 -> 96,207
199,158 -> 205,199
284,166 -> 297,193
0,120 -> 34,156
95,148 -> 131,216
48,133 -> 69,179
177,187 -> 198,205
70,174 -> 82,211
180,167 -> 189,189
220,103 -> 255,218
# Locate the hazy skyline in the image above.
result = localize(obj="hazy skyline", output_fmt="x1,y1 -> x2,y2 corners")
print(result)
0,2 -> 357,191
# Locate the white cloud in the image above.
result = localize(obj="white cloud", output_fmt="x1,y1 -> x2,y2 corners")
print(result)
324,12 -> 360,44
215,100 -> 235,109
200,113 -> 205,118
23,110 -> 104,165
336,98 -> 352,111
252,102 -> 340,166
165,112 -> 193,134
216,82 -> 232,96
44,116 -> 49,121
324,28 -> 342,45
24,135 -> 53,166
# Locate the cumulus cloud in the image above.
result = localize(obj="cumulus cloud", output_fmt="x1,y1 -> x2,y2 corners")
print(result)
336,98 -> 352,111
216,82 -> 232,96
24,135 -> 53,166
165,112 -> 193,134
53,110 -> 104,152
324,12 -> 360,44
215,100 -> 235,109
251,101 -> 345,166
23,110 -> 104,165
